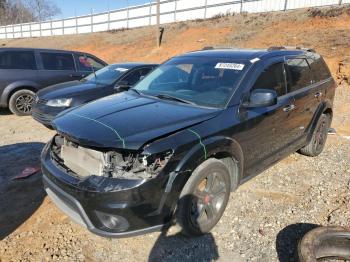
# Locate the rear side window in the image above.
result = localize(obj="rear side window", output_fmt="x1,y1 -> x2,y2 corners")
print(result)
252,62 -> 286,97
285,58 -> 312,93
77,55 -> 105,71
307,53 -> 331,82
40,52 -> 75,71
122,67 -> 153,86
0,51 -> 36,70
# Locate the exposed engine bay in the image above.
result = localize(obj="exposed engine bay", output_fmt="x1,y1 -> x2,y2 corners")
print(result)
51,135 -> 172,179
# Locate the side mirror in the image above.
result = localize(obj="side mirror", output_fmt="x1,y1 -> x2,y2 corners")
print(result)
114,81 -> 131,92
244,89 -> 277,108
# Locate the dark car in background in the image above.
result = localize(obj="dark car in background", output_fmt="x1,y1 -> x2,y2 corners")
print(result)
0,47 -> 107,116
42,47 -> 335,238
32,63 -> 158,128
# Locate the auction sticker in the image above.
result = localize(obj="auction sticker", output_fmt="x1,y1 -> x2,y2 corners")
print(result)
215,63 -> 245,70
116,67 -> 129,72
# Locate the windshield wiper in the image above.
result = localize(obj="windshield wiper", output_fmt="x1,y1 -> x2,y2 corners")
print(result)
129,89 -> 142,95
155,94 -> 197,106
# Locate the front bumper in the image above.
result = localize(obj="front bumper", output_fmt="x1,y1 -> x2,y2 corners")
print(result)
32,103 -> 67,128
41,141 -> 176,238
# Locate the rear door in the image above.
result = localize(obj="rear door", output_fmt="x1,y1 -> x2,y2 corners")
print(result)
237,58 -> 295,176
0,50 -> 38,94
284,57 -> 318,148
37,51 -> 78,88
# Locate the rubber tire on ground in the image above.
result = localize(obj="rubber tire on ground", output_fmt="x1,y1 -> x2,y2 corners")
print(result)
299,113 -> 331,157
177,158 -> 232,237
8,89 -> 35,116
298,226 -> 350,261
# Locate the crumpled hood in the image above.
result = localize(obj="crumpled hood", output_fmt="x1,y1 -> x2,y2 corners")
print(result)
37,81 -> 103,100
53,92 -> 221,150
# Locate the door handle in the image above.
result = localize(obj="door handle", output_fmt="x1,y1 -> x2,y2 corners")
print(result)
314,92 -> 322,98
283,104 -> 295,112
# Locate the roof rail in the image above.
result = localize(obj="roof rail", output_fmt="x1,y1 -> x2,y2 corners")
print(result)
267,46 -> 316,52
202,46 -> 238,50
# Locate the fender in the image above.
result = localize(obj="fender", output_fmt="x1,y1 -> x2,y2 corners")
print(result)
0,80 -> 40,106
173,135 -> 244,192
306,100 -> 333,143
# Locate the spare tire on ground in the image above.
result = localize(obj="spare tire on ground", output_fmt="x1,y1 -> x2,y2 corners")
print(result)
298,226 -> 350,261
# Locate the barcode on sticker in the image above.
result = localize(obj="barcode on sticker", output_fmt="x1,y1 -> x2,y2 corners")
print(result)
215,63 -> 245,70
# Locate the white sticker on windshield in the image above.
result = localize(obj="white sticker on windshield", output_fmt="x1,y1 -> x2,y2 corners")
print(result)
115,67 -> 129,72
215,63 -> 245,71
250,58 -> 260,64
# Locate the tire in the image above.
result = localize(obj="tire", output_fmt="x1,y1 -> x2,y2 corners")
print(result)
177,158 -> 232,236
298,226 -> 350,261
299,113 -> 331,157
8,89 -> 35,116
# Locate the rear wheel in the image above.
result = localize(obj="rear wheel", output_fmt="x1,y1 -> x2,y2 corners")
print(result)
8,89 -> 35,116
299,113 -> 331,157
177,158 -> 231,236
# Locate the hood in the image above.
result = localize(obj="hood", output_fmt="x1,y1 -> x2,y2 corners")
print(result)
37,80 -> 104,100
53,92 -> 221,150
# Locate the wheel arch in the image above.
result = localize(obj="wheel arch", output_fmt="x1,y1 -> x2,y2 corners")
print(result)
1,81 -> 40,106
307,101 -> 333,142
174,136 -> 244,192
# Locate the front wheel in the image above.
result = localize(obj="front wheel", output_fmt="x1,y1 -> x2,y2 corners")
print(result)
299,113 -> 331,157
8,89 -> 36,116
176,158 -> 231,236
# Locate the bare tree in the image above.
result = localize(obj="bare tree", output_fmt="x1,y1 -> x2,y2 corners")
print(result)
0,0 -> 61,25
25,0 -> 61,21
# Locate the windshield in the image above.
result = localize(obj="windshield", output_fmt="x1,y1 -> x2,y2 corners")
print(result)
83,65 -> 128,85
133,57 -> 250,108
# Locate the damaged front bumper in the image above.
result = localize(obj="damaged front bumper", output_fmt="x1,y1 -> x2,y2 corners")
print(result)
41,138 -> 181,238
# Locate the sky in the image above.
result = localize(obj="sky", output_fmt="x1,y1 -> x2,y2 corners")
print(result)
51,0 -> 151,19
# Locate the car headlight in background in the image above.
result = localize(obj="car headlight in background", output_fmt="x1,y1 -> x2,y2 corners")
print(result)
46,98 -> 72,107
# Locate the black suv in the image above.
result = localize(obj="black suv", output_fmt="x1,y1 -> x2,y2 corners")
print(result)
41,48 -> 335,238
0,48 -> 107,116
32,63 -> 158,128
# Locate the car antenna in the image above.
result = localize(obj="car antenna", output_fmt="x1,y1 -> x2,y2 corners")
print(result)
84,54 -> 97,80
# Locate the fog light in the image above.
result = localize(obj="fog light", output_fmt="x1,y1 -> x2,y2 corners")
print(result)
95,211 -> 129,232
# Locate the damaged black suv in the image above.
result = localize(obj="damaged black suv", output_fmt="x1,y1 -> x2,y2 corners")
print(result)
41,47 -> 336,237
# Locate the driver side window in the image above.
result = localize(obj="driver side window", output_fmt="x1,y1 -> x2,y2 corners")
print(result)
252,62 -> 286,97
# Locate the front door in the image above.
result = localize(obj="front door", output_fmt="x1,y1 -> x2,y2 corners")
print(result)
236,59 -> 295,178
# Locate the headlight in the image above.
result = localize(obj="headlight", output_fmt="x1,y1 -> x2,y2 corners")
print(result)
46,98 -> 72,107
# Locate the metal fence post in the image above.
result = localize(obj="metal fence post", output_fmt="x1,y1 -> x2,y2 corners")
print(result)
50,20 -> 53,36
204,0 -> 208,19
240,0 -> 243,13
39,22 -> 42,37
4,26 -> 7,39
149,1 -> 152,26
339,0 -> 343,5
91,9 -> 93,33
174,0 -> 177,22
62,19 -> 65,35
20,24 -> 23,38
29,24 -> 32,38
127,4 -> 130,29
108,8 -> 111,31
284,0 -> 288,11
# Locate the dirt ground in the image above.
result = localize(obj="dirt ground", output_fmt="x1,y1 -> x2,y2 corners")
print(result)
1,5 -> 350,262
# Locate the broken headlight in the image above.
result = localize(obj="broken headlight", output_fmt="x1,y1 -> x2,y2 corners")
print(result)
108,150 -> 173,180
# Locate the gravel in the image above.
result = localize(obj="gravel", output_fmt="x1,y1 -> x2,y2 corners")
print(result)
0,85 -> 349,262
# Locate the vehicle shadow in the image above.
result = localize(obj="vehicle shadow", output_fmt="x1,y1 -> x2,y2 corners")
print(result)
276,223 -> 320,262
0,108 -> 11,116
148,195 -> 220,262
0,142 -> 46,240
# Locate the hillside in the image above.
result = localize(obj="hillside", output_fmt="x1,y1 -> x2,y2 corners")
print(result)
1,5 -> 350,81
